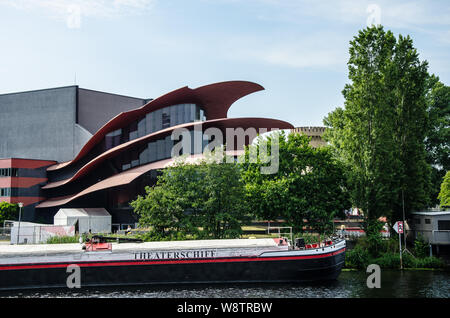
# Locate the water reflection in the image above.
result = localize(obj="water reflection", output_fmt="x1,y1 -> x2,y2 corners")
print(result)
2,270 -> 449,298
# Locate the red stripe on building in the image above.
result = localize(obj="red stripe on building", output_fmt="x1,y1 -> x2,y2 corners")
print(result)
0,159 -> 56,169
0,197 -> 46,206
0,177 -> 48,188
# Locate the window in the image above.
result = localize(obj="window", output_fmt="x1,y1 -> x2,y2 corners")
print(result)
162,111 -> 170,129
156,139 -> 164,160
105,129 -> 122,150
438,220 -> 450,231
425,219 -> 431,224
148,142 -> 156,162
103,104 -> 206,152
139,147 -> 149,165
0,188 -> 17,197
146,113 -> 155,134
129,121 -> 138,141
130,149 -> 139,168
170,105 -> 177,126
415,218 -> 421,224
164,135 -> 173,158
200,108 -> 206,121
0,168 -> 18,177
154,109 -> 162,132
137,117 -> 146,138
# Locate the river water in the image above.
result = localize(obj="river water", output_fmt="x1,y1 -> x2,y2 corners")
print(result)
2,270 -> 450,298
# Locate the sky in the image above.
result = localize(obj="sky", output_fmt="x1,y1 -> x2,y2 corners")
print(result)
0,0 -> 449,127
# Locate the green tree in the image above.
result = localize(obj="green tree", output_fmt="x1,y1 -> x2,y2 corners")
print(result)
425,79 -> 450,206
131,153 -> 248,240
438,171 -> 450,208
324,26 -> 431,229
240,131 -> 350,234
390,33 -> 432,222
0,202 -> 19,225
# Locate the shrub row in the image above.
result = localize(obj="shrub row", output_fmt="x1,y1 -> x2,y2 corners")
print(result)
345,243 -> 445,269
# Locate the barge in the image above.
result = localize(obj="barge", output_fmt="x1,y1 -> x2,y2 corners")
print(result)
0,237 -> 345,290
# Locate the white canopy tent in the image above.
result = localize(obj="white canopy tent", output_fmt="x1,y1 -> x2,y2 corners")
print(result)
54,208 -> 111,234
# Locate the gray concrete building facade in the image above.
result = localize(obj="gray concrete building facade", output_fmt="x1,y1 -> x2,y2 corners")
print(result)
0,86 -> 148,163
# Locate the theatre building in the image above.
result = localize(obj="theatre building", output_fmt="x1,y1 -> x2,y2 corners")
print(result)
0,81 -> 293,226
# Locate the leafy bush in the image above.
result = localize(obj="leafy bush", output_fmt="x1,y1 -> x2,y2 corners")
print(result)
413,234 -> 430,258
381,238 -> 400,254
364,219 -> 385,257
345,236 -> 446,269
415,256 -> 445,269
294,233 -> 322,244
0,202 -> 18,225
402,253 -> 417,268
372,253 -> 400,269
345,245 -> 370,269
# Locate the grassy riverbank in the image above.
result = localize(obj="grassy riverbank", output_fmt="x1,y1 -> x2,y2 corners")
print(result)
344,237 -> 447,270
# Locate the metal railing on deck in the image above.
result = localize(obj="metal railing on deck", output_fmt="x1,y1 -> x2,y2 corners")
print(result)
267,223 -> 293,244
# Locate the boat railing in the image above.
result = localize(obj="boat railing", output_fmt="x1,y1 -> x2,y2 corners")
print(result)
267,224 -> 293,246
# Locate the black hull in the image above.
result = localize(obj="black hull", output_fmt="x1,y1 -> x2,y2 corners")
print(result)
0,250 -> 345,291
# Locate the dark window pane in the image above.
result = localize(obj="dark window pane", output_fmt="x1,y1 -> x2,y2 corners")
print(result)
438,220 -> 450,231
162,110 -> 170,129
138,117 -> 146,138
148,142 -> 156,162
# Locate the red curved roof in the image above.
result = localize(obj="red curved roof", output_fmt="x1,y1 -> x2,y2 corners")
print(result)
48,81 -> 264,172
36,151 -> 245,209
43,117 -> 293,189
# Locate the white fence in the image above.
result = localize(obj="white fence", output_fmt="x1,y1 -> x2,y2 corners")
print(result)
0,227 -> 11,240
413,230 -> 450,245
337,228 -> 391,239
10,224 -> 75,244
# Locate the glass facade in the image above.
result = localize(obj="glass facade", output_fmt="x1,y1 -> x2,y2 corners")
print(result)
111,130 -> 212,173
102,103 -> 211,174
105,103 -> 206,151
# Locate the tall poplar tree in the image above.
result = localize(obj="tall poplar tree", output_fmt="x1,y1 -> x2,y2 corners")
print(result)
425,79 -> 450,206
324,26 -> 431,228
390,34 -> 431,222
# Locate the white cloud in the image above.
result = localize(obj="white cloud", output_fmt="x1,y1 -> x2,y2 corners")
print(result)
0,0 -> 155,19
260,48 -> 344,69
215,0 -> 450,63
215,0 -> 450,28
222,33 -> 349,70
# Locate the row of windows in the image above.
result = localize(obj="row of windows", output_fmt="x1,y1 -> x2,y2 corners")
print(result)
0,168 -> 18,177
113,130 -> 212,172
414,218 -> 450,230
415,218 -> 431,225
105,104 -> 206,151
0,188 -> 19,197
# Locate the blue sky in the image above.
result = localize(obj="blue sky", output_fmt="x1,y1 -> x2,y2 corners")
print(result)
0,0 -> 449,127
